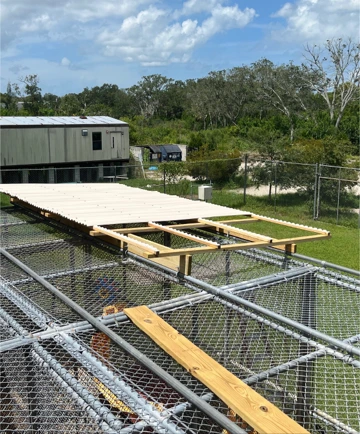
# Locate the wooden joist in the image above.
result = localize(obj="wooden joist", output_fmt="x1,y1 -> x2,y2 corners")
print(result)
124,306 -> 310,434
252,214 -> 331,235
127,234 -> 192,275
146,233 -> 330,258
89,218 -> 260,236
148,221 -> 220,248
198,218 -> 272,243
92,225 -> 160,255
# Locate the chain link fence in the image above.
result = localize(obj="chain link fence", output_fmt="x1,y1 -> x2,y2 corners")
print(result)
1,156 -> 359,225
0,204 -> 359,433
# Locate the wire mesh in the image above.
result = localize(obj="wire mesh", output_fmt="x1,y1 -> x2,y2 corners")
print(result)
0,204 -> 359,434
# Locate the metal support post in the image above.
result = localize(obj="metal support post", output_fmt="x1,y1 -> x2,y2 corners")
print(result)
74,165 -> 81,183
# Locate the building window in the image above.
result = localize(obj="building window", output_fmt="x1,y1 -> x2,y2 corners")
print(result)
92,132 -> 102,150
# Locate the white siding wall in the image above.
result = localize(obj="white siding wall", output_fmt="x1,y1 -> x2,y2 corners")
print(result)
1,125 -> 129,167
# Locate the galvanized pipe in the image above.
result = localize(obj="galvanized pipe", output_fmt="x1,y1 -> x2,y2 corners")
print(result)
317,274 -> 360,293
212,296 -> 360,368
58,332 -> 187,434
0,247 -> 246,434
10,261 -> 120,285
184,273 -> 360,357
0,305 -> 123,433
0,278 -> 51,328
31,346 -> 123,433
243,332 -> 360,386
119,393 -> 213,434
288,253 -> 360,277
0,287 -> 211,353
219,266 -> 314,291
310,409 -> 358,434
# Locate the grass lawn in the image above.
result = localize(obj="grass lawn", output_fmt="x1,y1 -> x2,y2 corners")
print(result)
212,191 -> 359,271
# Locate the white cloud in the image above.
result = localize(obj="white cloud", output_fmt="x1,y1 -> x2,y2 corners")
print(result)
272,0 -> 359,42
61,57 -> 71,67
0,0 -> 151,49
1,0 -> 256,66
181,0 -> 223,15
98,4 -> 256,65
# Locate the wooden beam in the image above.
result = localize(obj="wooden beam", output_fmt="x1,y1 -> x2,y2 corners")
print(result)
127,234 -> 192,275
147,234 -> 329,258
92,225 -> 160,255
251,214 -> 331,235
89,218 -> 260,236
124,306 -> 310,434
198,218 -> 272,243
148,222 -> 220,248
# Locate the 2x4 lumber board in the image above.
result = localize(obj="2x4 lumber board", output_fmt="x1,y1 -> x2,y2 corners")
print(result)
89,218 -> 260,237
127,234 -> 191,275
124,306 -> 309,434
198,218 -> 272,243
147,234 -> 329,258
272,242 -> 297,254
93,225 -> 159,255
148,222 -> 220,248
251,214 -> 330,235
196,219 -> 296,253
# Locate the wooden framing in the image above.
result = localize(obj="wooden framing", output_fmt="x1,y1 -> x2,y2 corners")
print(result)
9,195 -> 330,276
124,306 -> 310,434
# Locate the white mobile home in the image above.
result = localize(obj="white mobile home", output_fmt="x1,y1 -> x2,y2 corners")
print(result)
0,116 -> 129,168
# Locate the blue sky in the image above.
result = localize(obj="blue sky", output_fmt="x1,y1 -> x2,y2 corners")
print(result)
1,0 -> 358,95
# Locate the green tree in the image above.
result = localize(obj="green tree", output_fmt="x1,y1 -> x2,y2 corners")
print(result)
127,75 -> 172,119
2,82 -> 18,113
246,123 -> 286,199
250,59 -> 314,141
302,38 -> 360,129
17,74 -> 43,115
187,147 -> 241,184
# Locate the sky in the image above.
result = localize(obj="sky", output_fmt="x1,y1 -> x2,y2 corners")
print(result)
1,0 -> 359,96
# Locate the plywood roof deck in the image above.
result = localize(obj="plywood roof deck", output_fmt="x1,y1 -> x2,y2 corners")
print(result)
1,183 -> 331,275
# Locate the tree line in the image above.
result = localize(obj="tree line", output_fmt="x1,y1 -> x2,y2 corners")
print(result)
1,38 -> 359,169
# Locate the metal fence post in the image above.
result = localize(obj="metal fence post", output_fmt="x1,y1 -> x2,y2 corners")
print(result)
243,154 -> 248,205
315,164 -> 322,219
163,165 -> 166,194
274,161 -> 277,212
313,164 -> 318,220
336,168 -> 341,225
